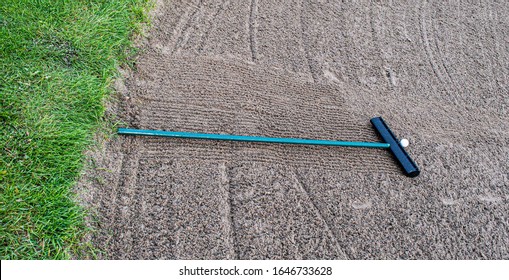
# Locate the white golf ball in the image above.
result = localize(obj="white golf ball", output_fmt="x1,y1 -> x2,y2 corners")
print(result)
400,138 -> 409,148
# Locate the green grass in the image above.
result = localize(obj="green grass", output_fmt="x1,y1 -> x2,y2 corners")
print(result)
0,0 -> 151,259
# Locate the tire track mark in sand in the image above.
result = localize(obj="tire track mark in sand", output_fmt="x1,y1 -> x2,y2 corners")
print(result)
489,1 -> 509,93
299,0 -> 317,82
369,1 -> 394,88
419,0 -> 457,97
153,1 -> 196,53
430,2 -> 461,93
197,0 -> 228,52
249,0 -> 258,61
477,2 -> 505,98
226,164 -> 350,258
419,1 -> 446,85
221,163 -> 239,259
110,137 -> 142,259
293,171 -> 350,259
172,0 -> 204,54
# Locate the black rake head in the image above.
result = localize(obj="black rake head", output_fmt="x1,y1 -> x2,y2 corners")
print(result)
371,117 -> 420,177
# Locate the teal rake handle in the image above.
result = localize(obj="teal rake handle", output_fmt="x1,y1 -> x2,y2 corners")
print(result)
117,128 -> 390,149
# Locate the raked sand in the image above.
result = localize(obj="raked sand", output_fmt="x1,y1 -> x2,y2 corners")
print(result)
79,0 -> 509,259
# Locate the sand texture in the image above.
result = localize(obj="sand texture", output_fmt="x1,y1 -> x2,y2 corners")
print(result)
79,0 -> 509,259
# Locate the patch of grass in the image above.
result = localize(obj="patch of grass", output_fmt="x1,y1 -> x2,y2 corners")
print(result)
0,0 -> 152,259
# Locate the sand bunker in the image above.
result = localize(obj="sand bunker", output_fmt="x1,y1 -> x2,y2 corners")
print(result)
79,0 -> 509,259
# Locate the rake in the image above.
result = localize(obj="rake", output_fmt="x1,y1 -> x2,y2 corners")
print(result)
118,116 -> 420,177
